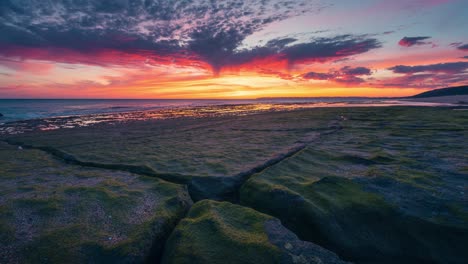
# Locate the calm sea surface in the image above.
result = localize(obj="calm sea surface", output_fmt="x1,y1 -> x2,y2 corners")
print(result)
0,98 -> 379,122
0,98 -> 453,135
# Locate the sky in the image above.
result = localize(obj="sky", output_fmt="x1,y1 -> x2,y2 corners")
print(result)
0,0 -> 467,99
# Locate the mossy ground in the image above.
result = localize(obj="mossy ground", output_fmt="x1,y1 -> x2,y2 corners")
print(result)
0,142 -> 192,263
4,109 -> 343,178
162,200 -> 281,264
1,106 -> 466,263
240,107 -> 468,263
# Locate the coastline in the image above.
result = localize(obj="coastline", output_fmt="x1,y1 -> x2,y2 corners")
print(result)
1,105 -> 467,263
0,99 -> 462,136
403,94 -> 468,104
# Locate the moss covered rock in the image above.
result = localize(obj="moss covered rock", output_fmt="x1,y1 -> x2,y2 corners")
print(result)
162,200 -> 348,264
4,109 -> 342,200
0,142 -> 192,263
240,107 -> 468,263
241,175 -> 468,263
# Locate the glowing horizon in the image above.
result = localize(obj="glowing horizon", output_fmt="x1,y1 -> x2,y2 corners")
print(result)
0,0 -> 467,99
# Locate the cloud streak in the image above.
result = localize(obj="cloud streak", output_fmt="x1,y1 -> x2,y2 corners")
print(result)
379,61 -> 468,88
458,44 -> 468,51
303,66 -> 372,84
398,36 -> 431,47
388,62 -> 468,74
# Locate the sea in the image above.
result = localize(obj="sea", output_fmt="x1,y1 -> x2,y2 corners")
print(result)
0,98 -> 453,135
0,98 -> 379,122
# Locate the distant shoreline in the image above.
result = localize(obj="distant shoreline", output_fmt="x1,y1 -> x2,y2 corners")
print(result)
402,95 -> 468,104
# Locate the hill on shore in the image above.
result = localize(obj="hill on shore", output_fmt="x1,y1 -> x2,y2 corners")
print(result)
409,85 -> 468,98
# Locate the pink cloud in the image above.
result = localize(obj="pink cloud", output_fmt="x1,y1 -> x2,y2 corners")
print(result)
0,58 -> 54,75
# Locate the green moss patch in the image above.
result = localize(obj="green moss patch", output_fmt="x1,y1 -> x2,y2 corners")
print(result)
162,200 -> 348,264
0,145 -> 192,263
162,200 -> 281,264
241,176 -> 468,263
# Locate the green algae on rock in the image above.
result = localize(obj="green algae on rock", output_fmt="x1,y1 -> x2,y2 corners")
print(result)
0,142 -> 192,263
161,200 -> 349,264
4,109 -> 343,201
240,107 -> 468,263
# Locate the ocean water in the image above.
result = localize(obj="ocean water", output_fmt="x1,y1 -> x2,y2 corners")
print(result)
0,98 -> 379,123
0,98 -> 454,135
0,99 -> 253,122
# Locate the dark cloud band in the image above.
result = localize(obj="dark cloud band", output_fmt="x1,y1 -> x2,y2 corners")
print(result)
0,0 -> 380,74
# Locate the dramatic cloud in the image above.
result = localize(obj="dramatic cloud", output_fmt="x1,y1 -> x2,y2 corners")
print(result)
0,0 -> 466,97
212,35 -> 381,74
388,62 -> 468,74
280,35 -> 380,64
377,73 -> 467,89
0,0 -> 383,76
0,0 -> 338,74
303,66 -> 372,84
398,36 -> 431,47
380,61 -> 468,88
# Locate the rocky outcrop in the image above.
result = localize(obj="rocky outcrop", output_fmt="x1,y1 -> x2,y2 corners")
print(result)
0,142 -> 193,263
161,200 -> 349,264
241,176 -> 468,263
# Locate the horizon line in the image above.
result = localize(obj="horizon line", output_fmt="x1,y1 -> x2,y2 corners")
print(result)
0,96 -> 401,100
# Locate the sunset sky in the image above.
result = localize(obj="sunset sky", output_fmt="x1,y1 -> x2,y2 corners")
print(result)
0,0 -> 467,98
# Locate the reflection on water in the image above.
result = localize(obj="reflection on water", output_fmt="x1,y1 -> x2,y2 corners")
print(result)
0,100 -> 455,135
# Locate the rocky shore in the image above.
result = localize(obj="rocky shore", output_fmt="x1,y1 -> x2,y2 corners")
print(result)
1,106 -> 467,263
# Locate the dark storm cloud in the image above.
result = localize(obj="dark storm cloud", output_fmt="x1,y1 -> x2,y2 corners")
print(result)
388,62 -> 468,74
398,36 -> 431,47
303,66 -> 372,84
